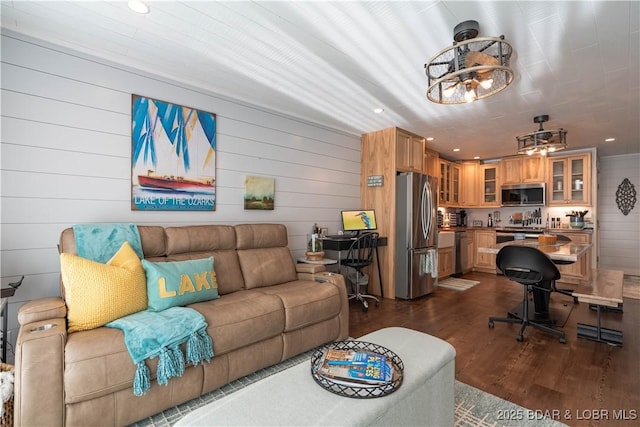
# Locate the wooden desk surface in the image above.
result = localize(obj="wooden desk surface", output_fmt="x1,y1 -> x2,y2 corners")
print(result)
571,269 -> 624,308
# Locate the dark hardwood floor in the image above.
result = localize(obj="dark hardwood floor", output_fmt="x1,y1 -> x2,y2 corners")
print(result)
348,272 -> 639,427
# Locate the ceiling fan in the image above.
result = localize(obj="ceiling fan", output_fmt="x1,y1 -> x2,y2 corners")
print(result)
425,20 -> 514,104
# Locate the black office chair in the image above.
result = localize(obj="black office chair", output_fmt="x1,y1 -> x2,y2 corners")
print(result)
342,232 -> 380,312
489,245 -> 566,343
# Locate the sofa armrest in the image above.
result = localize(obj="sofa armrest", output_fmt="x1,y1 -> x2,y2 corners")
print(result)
313,272 -> 349,340
296,263 -> 326,281
18,297 -> 67,325
15,302 -> 67,427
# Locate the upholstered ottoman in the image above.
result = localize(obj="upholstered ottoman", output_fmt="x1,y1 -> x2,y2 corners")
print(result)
176,327 -> 456,426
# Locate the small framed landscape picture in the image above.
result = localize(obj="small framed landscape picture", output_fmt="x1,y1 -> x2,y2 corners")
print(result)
319,228 -> 328,238
244,176 -> 275,210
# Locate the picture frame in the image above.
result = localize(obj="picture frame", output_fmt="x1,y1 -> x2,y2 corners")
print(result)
319,228 -> 328,238
131,94 -> 217,211
244,176 -> 275,210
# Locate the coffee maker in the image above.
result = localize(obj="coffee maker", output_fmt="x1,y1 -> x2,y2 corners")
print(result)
458,210 -> 467,227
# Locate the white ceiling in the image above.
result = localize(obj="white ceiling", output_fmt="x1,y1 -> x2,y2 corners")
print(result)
2,1 -> 639,160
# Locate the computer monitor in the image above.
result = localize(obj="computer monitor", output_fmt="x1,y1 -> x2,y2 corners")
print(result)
341,209 -> 377,234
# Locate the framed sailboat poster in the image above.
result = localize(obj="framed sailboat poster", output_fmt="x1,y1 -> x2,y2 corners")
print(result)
131,95 -> 216,211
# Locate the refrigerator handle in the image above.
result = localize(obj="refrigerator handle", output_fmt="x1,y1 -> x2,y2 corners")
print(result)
421,179 -> 429,240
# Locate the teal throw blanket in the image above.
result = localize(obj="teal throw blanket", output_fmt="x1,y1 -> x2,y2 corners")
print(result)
106,307 -> 214,396
73,223 -> 143,263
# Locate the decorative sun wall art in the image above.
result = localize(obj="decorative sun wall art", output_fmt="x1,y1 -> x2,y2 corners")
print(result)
244,176 -> 275,210
131,94 -> 217,211
615,178 -> 637,216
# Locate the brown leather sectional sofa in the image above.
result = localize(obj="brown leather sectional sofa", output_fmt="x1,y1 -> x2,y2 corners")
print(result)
15,223 -> 349,426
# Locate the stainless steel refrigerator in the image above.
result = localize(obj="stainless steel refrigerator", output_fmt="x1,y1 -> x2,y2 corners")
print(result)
395,172 -> 438,299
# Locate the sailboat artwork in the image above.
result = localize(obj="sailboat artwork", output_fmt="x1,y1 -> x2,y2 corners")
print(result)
131,95 -> 217,211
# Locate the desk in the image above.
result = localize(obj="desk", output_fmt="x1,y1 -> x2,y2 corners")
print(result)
321,237 -> 387,298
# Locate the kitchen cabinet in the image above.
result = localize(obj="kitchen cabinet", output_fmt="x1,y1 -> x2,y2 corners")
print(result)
501,156 -> 546,184
474,230 -> 496,273
465,231 -> 475,273
547,153 -> 591,206
550,231 -> 592,284
480,164 -> 500,206
438,246 -> 454,278
439,160 -> 460,206
423,148 -> 439,177
460,161 -> 480,207
396,130 -> 425,173
361,127 -> 434,299
460,162 -> 500,207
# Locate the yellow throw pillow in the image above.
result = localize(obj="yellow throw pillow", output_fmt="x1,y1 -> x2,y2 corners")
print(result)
60,241 -> 148,332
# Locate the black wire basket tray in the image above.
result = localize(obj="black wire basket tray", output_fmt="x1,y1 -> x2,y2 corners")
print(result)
310,340 -> 404,398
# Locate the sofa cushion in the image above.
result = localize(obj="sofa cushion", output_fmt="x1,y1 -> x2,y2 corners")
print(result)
235,223 -> 288,250
258,280 -> 343,332
143,257 -> 219,312
60,242 -> 148,332
237,247 -> 298,289
189,290 -> 285,355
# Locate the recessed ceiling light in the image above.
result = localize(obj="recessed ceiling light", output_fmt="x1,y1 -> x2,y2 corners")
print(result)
453,148 -> 460,152
373,108 -> 384,114
474,156 -> 480,159
605,138 -> 615,142
128,0 -> 150,14
426,137 -> 435,141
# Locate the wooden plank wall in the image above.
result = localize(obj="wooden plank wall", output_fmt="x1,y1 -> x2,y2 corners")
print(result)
0,32 -> 361,362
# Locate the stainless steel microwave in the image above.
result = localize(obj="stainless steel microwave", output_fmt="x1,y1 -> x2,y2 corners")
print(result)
501,183 -> 545,206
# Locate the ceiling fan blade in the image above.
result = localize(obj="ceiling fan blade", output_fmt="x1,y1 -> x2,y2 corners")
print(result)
465,51 -> 499,79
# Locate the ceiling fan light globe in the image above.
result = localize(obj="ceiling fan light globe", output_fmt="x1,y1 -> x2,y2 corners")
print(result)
480,78 -> 493,90
548,146 -> 556,153
526,149 -> 534,156
464,85 -> 476,102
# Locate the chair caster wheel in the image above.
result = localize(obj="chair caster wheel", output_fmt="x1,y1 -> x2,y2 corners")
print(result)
375,300 -> 380,307
516,335 -> 523,342
559,337 -> 567,344
488,321 -> 494,328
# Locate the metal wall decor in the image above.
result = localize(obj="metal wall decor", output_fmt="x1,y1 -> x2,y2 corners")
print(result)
615,178 -> 636,216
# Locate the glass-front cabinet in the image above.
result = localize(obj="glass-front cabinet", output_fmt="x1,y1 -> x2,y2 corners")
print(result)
439,160 -> 460,206
481,164 -> 500,206
548,153 -> 591,206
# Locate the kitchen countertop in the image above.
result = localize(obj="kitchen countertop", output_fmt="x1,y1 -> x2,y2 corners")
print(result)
439,227 -> 593,234
477,239 -> 592,263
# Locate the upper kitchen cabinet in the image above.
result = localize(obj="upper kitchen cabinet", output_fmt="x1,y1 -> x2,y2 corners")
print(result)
480,164 -> 500,206
439,160 -> 460,206
396,129 -> 425,173
460,161 -> 480,207
548,153 -> 591,206
460,161 -> 500,207
501,156 -> 546,184
423,148 -> 439,177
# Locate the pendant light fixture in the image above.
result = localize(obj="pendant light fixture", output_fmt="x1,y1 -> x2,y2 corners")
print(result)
516,115 -> 568,156
425,20 -> 514,104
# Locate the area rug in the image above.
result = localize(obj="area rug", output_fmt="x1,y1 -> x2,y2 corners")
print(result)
131,347 -> 564,427
455,381 -> 567,426
623,275 -> 640,300
439,277 -> 480,291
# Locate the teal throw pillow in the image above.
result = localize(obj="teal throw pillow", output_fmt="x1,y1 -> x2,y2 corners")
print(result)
143,257 -> 219,312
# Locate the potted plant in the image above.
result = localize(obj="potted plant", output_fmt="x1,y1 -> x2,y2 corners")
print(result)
566,210 -> 588,229
306,233 -> 324,261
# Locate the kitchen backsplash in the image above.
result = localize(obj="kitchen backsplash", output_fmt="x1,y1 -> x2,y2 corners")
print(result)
438,206 -> 593,229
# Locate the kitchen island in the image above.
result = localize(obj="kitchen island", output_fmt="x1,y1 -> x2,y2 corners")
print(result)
477,239 -> 592,264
